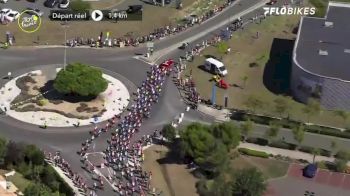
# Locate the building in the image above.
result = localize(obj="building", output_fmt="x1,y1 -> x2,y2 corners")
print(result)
0,174 -> 18,196
291,2 -> 350,110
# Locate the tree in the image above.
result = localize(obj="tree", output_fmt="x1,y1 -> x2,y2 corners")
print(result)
24,183 -> 52,196
334,110 -> 349,124
312,148 -> 320,163
292,124 -> 305,146
24,144 -> 45,166
244,95 -> 264,113
266,121 -> 281,142
53,63 -> 108,97
42,166 -> 60,192
273,96 -> 292,118
335,159 -> 348,172
70,0 -> 91,12
231,168 -> 267,196
241,75 -> 248,88
302,98 -> 320,123
5,141 -> 25,168
180,123 -> 228,176
240,119 -> 254,141
211,122 -> 241,150
161,124 -> 176,142
0,136 -> 7,166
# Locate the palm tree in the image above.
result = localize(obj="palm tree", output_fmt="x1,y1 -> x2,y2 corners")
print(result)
302,98 -> 320,123
266,121 -> 281,143
292,124 -> 305,147
241,119 -> 254,141
312,148 -> 320,163
331,140 -> 338,155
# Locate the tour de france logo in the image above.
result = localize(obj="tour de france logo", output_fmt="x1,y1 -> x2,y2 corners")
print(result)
17,10 -> 42,33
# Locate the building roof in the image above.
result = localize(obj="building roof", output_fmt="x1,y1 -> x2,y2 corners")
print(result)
294,2 -> 350,81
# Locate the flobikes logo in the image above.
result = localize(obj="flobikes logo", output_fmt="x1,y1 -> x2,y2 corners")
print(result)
17,10 -> 42,33
263,6 -> 316,16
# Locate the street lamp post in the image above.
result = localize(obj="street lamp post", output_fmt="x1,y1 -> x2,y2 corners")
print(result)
62,22 -> 69,71
64,28 -> 67,71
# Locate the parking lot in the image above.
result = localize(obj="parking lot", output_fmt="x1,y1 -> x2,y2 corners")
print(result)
265,164 -> 350,196
288,163 -> 350,190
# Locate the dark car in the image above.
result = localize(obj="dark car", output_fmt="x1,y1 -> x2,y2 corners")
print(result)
126,5 -> 142,13
44,0 -> 59,8
303,164 -> 317,178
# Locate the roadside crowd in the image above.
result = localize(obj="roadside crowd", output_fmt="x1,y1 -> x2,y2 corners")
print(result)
66,0 -> 237,48
45,151 -> 89,194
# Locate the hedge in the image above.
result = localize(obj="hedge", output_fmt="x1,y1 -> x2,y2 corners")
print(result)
231,112 -> 350,139
238,148 -> 269,158
245,137 -> 269,146
269,140 -> 297,150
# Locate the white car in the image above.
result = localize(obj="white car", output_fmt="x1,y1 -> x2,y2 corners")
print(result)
0,8 -> 11,14
59,0 -> 69,8
0,0 -> 8,3
4,10 -> 19,22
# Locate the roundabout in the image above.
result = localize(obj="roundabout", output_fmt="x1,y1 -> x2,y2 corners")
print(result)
0,66 -> 130,127
0,0 -> 261,195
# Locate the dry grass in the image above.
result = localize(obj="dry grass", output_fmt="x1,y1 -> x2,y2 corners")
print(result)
184,14 -> 350,128
0,0 -> 211,45
143,145 -> 199,196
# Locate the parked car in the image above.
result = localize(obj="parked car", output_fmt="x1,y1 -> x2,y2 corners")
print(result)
26,7 -> 43,16
44,0 -> 58,8
126,5 -> 142,13
59,0 -> 69,9
303,164 -> 317,178
4,10 -> 19,22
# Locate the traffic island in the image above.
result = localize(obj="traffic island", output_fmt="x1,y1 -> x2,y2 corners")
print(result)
0,64 -> 130,127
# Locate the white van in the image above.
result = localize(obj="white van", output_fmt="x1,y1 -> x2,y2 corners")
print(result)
204,58 -> 228,76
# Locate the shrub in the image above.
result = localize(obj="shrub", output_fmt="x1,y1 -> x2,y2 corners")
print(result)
238,148 -> 269,158
245,137 -> 268,146
335,150 -> 350,160
269,140 -> 297,150
37,99 -> 49,106
320,149 -> 332,157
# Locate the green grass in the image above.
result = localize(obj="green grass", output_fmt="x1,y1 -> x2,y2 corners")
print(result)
238,148 -> 269,158
230,155 -> 289,179
0,169 -> 32,192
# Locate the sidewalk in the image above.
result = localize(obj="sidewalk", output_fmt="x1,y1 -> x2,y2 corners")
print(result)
239,143 -> 350,167
197,104 -> 230,122
48,162 -> 83,196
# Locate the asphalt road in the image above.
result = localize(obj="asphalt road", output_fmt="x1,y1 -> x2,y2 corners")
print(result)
0,0 -> 262,195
